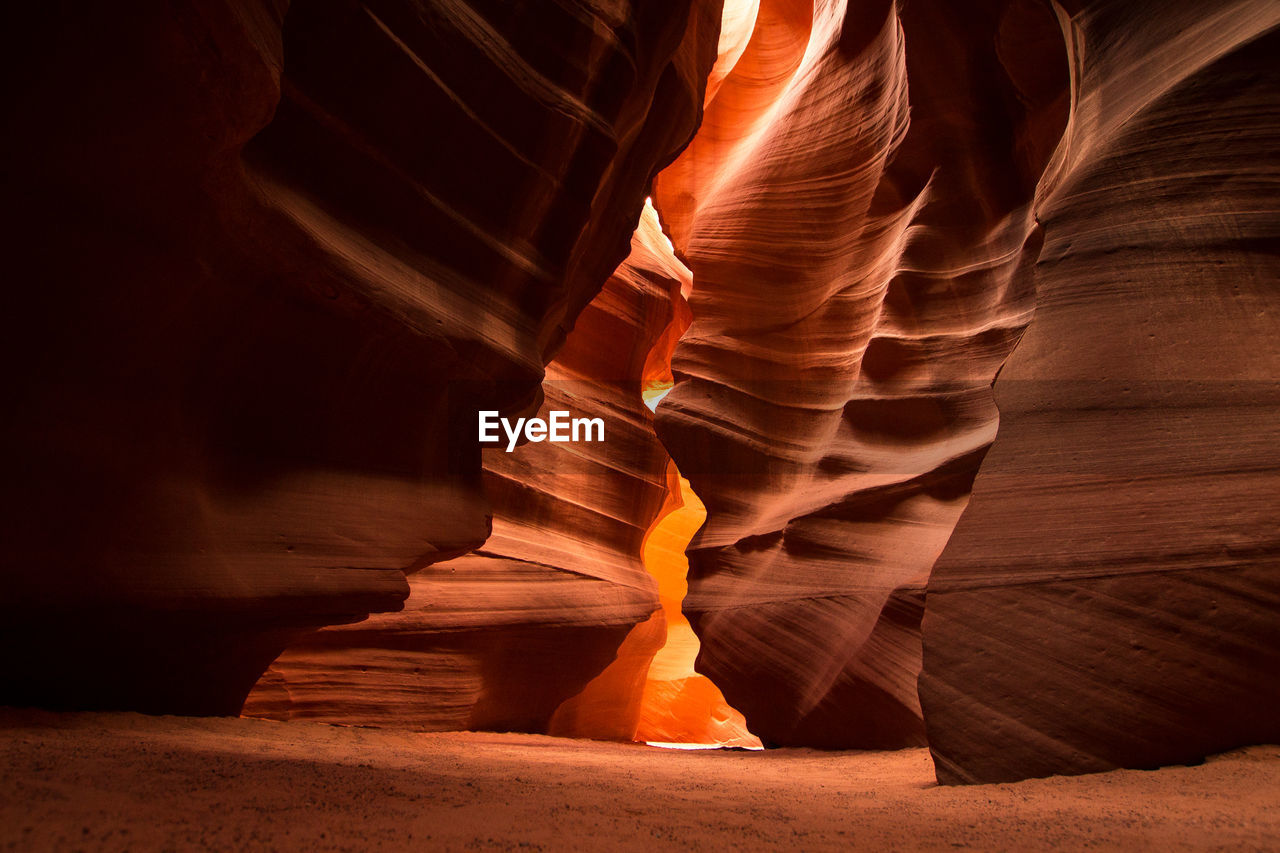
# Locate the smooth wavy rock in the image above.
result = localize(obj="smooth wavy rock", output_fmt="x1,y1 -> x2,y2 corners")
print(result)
246,205 -> 693,730
919,0 -> 1280,784
650,0 -> 1069,747
1,0 -> 720,714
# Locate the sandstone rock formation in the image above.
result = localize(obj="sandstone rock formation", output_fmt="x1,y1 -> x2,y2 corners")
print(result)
250,0 -> 1278,768
250,193 -> 755,745
247,207 -> 692,730
547,203 -> 756,746
5,0 -> 1276,789
650,0 -> 1070,749
919,0 -> 1280,784
1,0 -> 721,715
649,0 -> 1276,780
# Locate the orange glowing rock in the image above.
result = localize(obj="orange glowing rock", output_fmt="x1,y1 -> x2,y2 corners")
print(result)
548,611 -> 667,743
550,462 -> 760,749
645,0 -> 1065,752
633,464 -> 759,748
548,196 -> 759,749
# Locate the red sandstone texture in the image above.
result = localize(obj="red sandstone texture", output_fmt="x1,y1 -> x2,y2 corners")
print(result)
2,0 -> 1277,792
918,0 -> 1280,784
0,0 -> 722,714
246,212 -> 692,731
651,0 -> 1278,780
651,0 -> 1069,749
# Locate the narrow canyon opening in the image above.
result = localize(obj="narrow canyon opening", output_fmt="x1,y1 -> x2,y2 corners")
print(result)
2,0 -> 1276,826
624,0 -> 766,750
543,0 -> 771,748
632,462 -> 760,749
548,201 -> 760,749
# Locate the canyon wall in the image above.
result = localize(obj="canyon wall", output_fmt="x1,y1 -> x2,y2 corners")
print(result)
246,212 -> 690,730
652,0 -> 1276,776
0,0 -> 721,715
651,0 -> 1069,748
919,0 -> 1280,784
4,0 -> 1276,784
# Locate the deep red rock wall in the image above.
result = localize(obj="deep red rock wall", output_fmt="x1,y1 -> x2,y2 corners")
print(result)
6,0 -> 1275,784
919,0 -> 1280,784
649,0 -> 1276,776
246,218 -> 694,729
1,0 -> 720,715
650,0 -> 1069,748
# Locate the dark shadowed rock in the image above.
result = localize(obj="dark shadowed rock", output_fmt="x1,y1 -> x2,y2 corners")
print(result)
0,0 -> 721,714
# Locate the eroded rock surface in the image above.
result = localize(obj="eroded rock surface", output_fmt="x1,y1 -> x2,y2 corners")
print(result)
919,0 -> 1280,784
246,205 -> 695,730
650,0 -> 1069,748
1,0 -> 720,714
6,0 -> 1275,784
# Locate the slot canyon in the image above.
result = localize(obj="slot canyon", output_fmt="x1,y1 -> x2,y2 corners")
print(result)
2,0 -> 1277,849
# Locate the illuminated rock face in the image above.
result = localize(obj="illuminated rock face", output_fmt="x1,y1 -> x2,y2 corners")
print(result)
6,0 -> 1275,784
630,465 -> 758,747
546,199 -> 757,746
0,0 -> 722,715
650,0 -> 1069,749
247,210 -> 696,729
649,0 -> 1277,775
919,0 -> 1280,784
251,199 -> 757,743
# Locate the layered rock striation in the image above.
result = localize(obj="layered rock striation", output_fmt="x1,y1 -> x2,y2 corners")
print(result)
650,0 -> 1069,748
5,0 -> 1275,785
247,207 -> 695,729
1,0 -> 721,714
919,0 -> 1280,784
650,0 -> 1277,778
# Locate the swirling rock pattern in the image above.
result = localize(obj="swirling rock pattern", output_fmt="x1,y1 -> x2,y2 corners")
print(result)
651,0 -> 1069,748
919,0 -> 1280,784
246,204 -> 697,730
6,0 -> 1274,785
1,0 -> 720,715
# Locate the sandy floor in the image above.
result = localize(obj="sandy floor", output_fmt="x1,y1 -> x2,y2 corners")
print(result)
1,710 -> 1276,851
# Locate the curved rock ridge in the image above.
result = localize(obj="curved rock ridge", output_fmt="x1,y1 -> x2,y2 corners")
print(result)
919,0 -> 1280,784
245,553 -> 654,731
246,202 -> 697,730
629,463 -> 759,747
650,0 -> 1070,748
1,0 -> 722,714
548,198 -> 756,747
